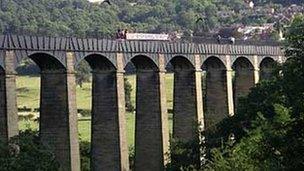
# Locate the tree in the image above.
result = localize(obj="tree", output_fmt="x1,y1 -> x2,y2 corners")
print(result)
75,60 -> 91,88
1,0 -> 294,37
165,15 -> 304,171
79,141 -> 90,171
0,129 -> 59,171
206,15 -> 304,170
125,78 -> 134,112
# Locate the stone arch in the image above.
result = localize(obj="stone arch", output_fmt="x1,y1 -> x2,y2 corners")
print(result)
168,56 -> 198,142
124,62 -> 136,74
202,56 -> 228,129
202,56 -> 226,70
79,54 -> 129,170
82,54 -> 117,71
168,56 -> 195,71
232,57 -> 254,70
260,57 -> 276,81
232,57 -> 255,109
231,56 -> 254,69
26,52 -> 79,170
28,53 -> 66,71
124,54 -> 158,69
131,55 -> 159,71
165,55 -> 195,70
76,52 -> 117,70
202,56 -> 227,70
258,56 -> 277,66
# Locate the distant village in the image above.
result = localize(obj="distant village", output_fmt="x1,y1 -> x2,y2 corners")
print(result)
215,1 -> 304,40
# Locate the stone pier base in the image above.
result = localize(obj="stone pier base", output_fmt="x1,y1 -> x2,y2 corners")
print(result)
40,71 -> 80,171
91,71 -> 129,171
135,70 -> 169,171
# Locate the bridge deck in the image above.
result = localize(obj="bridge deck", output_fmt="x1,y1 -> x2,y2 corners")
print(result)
0,34 -> 282,54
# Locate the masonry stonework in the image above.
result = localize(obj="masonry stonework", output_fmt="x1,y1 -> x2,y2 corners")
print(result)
39,52 -> 80,171
66,52 -> 81,171
260,58 -> 276,81
0,34 -> 284,171
173,69 -> 198,141
233,58 -> 255,108
91,53 -> 129,171
0,68 -> 5,141
0,51 -> 18,143
171,56 -> 205,144
203,58 -> 228,129
134,54 -> 169,171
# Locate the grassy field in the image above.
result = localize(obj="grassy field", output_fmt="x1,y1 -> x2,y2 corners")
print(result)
17,74 -> 174,146
18,115 -> 138,146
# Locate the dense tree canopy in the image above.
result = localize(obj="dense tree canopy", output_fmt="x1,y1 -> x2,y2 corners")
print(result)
0,0 -> 302,38
205,15 -> 304,170
0,130 -> 59,171
165,14 -> 304,170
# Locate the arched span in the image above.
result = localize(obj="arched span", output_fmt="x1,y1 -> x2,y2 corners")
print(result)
124,54 -> 158,69
231,56 -> 254,69
170,56 -> 197,142
233,57 -> 255,109
232,57 -> 254,70
202,56 -> 227,70
201,56 -> 228,129
28,53 -> 66,71
259,57 -> 276,68
132,54 -> 167,169
124,62 -> 136,74
131,55 -> 158,71
259,56 -> 277,67
82,54 -> 116,71
202,56 -> 226,70
168,56 -> 195,71
260,57 -> 276,81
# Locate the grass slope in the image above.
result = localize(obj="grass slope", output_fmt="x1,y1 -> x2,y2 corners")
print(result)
17,74 -> 174,146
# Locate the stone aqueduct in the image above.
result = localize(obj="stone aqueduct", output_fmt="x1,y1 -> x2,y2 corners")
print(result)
0,34 -> 284,171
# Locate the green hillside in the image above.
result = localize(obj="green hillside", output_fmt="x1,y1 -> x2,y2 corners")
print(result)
0,0 -> 301,37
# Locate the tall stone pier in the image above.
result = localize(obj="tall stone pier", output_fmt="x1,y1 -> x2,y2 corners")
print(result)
133,55 -> 169,171
0,34 -> 283,171
37,52 -> 80,171
172,56 -> 203,142
0,51 -> 18,143
89,54 -> 129,171
203,57 -> 228,128
233,57 -> 255,108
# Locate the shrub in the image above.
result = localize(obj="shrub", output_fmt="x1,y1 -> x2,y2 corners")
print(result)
125,78 -> 135,112
129,145 -> 135,170
79,142 -> 136,170
18,114 -> 36,121
0,129 -> 59,171
166,139 -> 201,171
78,109 -> 92,117
33,108 -> 40,112
80,141 -> 90,171
18,107 -> 32,112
